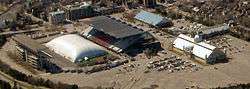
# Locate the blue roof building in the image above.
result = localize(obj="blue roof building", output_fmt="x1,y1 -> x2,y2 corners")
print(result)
134,10 -> 171,28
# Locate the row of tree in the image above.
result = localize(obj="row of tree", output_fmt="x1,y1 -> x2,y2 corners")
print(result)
213,83 -> 250,89
0,60 -> 78,89
0,80 -> 23,89
0,79 -> 12,89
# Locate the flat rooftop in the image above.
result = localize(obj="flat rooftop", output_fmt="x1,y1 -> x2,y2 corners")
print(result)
81,16 -> 144,39
12,34 -> 77,68
12,34 -> 47,53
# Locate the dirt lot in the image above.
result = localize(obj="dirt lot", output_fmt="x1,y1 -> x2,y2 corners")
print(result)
38,33 -> 250,89
1,11 -> 250,89
24,13 -> 250,89
0,26 -> 249,89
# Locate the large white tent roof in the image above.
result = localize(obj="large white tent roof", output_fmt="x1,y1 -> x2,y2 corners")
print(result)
173,34 -> 217,60
46,34 -> 106,63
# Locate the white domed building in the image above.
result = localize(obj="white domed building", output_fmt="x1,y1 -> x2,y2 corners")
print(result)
46,34 -> 106,63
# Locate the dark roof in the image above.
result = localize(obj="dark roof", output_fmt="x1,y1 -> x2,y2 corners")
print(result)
201,25 -> 230,36
82,16 -> 144,39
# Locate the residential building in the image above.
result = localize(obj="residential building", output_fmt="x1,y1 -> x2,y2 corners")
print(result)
64,2 -> 94,20
94,6 -> 125,15
48,11 -> 66,24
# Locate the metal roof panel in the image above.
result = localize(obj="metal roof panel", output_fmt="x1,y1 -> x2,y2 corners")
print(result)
134,10 -> 165,26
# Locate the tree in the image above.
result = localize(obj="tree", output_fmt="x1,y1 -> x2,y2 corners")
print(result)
0,80 -> 11,89
144,48 -> 157,59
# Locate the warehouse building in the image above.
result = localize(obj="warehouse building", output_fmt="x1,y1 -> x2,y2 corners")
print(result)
172,34 -> 226,64
201,24 -> 230,39
82,16 -> 145,52
134,10 -> 172,28
46,34 -> 107,63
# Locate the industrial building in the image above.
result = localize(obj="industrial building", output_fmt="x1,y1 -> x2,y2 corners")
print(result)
46,34 -> 107,63
172,34 -> 226,64
64,2 -> 94,20
82,16 -> 145,52
201,24 -> 230,39
12,34 -> 77,73
134,10 -> 172,28
48,11 -> 66,24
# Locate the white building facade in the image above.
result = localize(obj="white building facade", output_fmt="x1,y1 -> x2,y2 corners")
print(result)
172,34 -> 226,64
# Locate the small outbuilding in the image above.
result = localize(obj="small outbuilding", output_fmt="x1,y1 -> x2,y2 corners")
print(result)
172,34 -> 226,64
46,34 -> 106,63
134,10 -> 171,28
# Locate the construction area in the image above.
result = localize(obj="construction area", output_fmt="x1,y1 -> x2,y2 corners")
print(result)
0,0 -> 250,89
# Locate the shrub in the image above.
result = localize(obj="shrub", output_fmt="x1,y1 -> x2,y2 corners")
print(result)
0,60 -> 78,89
0,79 -> 11,89
212,83 -> 250,89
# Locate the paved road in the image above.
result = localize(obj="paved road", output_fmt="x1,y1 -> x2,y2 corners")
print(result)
0,28 -> 42,36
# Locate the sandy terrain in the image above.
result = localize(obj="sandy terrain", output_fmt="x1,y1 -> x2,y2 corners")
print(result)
1,12 -> 250,89
37,35 -> 250,89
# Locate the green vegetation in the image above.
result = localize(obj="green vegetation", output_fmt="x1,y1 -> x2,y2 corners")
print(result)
0,79 -> 12,89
